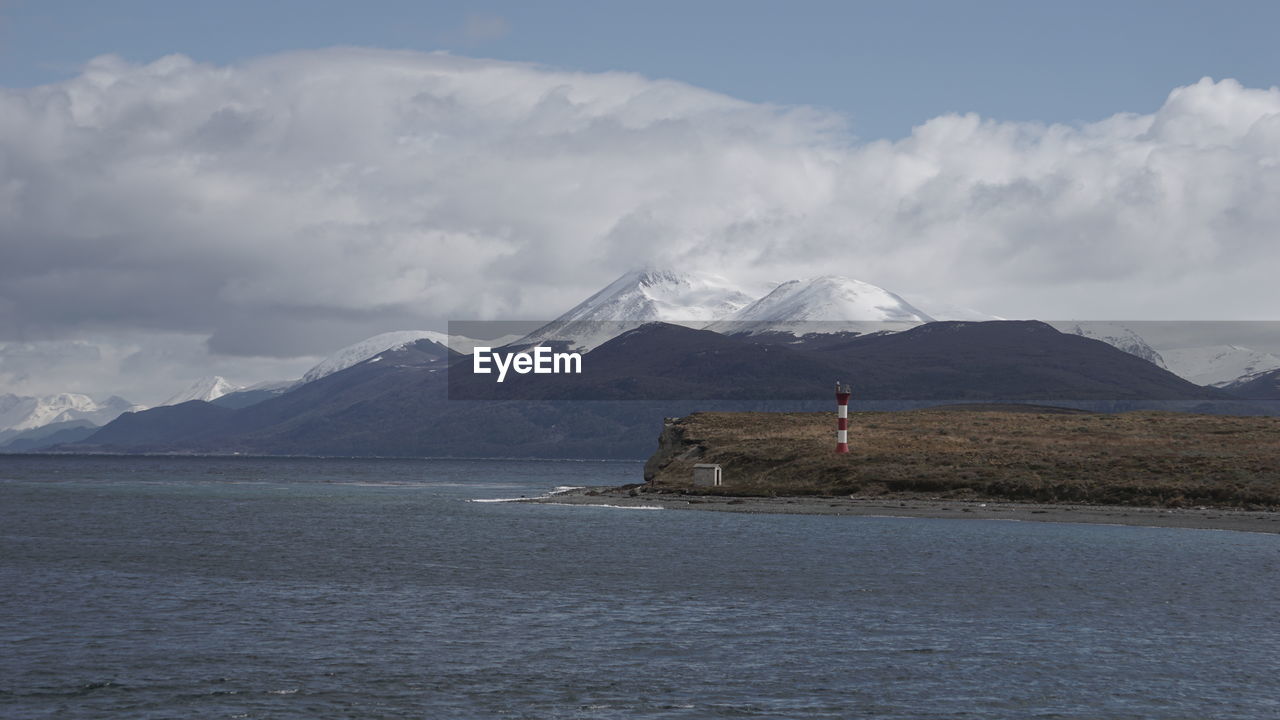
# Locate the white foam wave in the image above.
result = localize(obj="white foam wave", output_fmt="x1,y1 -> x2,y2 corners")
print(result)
470,485 -> 587,503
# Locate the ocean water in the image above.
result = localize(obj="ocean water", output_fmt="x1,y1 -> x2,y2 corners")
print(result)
1,456 -> 1278,719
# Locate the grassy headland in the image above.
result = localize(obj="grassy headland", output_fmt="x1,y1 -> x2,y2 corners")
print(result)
642,407 -> 1280,509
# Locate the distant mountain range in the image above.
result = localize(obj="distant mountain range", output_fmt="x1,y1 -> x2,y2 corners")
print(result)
502,271 -> 1268,390
56,318 -> 1258,460
8,268 -> 1277,456
0,393 -> 143,433
0,393 -> 145,453
0,419 -> 102,452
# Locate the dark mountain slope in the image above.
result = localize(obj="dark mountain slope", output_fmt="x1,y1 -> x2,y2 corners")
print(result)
813,321 -> 1225,401
178,340 -> 457,453
1225,368 -> 1280,400
0,420 -> 99,452
68,339 -> 451,454
75,401 -> 237,451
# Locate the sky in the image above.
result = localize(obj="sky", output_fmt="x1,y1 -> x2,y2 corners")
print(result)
1,1 -> 1279,404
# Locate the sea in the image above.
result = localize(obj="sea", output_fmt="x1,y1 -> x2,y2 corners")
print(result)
1,455 -> 1277,719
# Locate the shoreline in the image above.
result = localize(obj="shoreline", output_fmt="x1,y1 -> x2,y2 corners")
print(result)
528,488 -> 1280,534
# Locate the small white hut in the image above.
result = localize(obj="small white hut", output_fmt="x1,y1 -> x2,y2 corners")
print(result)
692,463 -> 723,487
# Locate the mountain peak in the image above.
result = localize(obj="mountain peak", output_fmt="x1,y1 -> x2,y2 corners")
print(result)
629,267 -> 684,286
576,268 -> 760,323
300,331 -> 453,385
516,269 -> 763,351
709,275 -> 933,336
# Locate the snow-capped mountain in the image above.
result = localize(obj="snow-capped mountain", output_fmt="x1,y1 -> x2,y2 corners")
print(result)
518,269 -> 764,351
1161,345 -> 1280,387
161,376 -> 244,406
557,269 -> 761,324
300,331 -> 454,384
1057,323 -> 1168,369
0,393 -> 144,432
707,275 -> 934,336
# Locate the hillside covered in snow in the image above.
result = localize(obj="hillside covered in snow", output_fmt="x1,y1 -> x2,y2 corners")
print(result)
0,393 -> 143,432
515,269 -> 765,351
708,275 -> 934,336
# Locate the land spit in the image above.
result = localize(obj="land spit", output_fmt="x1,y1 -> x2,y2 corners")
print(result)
529,406 -> 1280,533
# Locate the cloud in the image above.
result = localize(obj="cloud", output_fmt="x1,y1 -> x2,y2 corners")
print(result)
0,50 -> 1278,398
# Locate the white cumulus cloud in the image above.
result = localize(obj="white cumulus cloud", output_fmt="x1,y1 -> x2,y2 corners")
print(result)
0,49 -> 1278,399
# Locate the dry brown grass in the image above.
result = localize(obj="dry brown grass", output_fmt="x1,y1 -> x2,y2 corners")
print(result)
646,409 -> 1280,509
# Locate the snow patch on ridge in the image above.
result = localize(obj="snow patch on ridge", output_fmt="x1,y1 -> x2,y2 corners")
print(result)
161,376 -> 244,406
301,331 -> 452,384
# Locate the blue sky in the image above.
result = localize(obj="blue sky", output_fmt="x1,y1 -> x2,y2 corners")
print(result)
4,0 -> 1279,140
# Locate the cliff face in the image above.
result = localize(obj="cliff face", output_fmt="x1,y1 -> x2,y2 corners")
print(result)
641,408 -> 1280,509
643,417 -> 698,482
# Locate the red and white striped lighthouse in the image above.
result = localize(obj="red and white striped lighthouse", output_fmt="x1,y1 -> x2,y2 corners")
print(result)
835,381 -> 851,454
